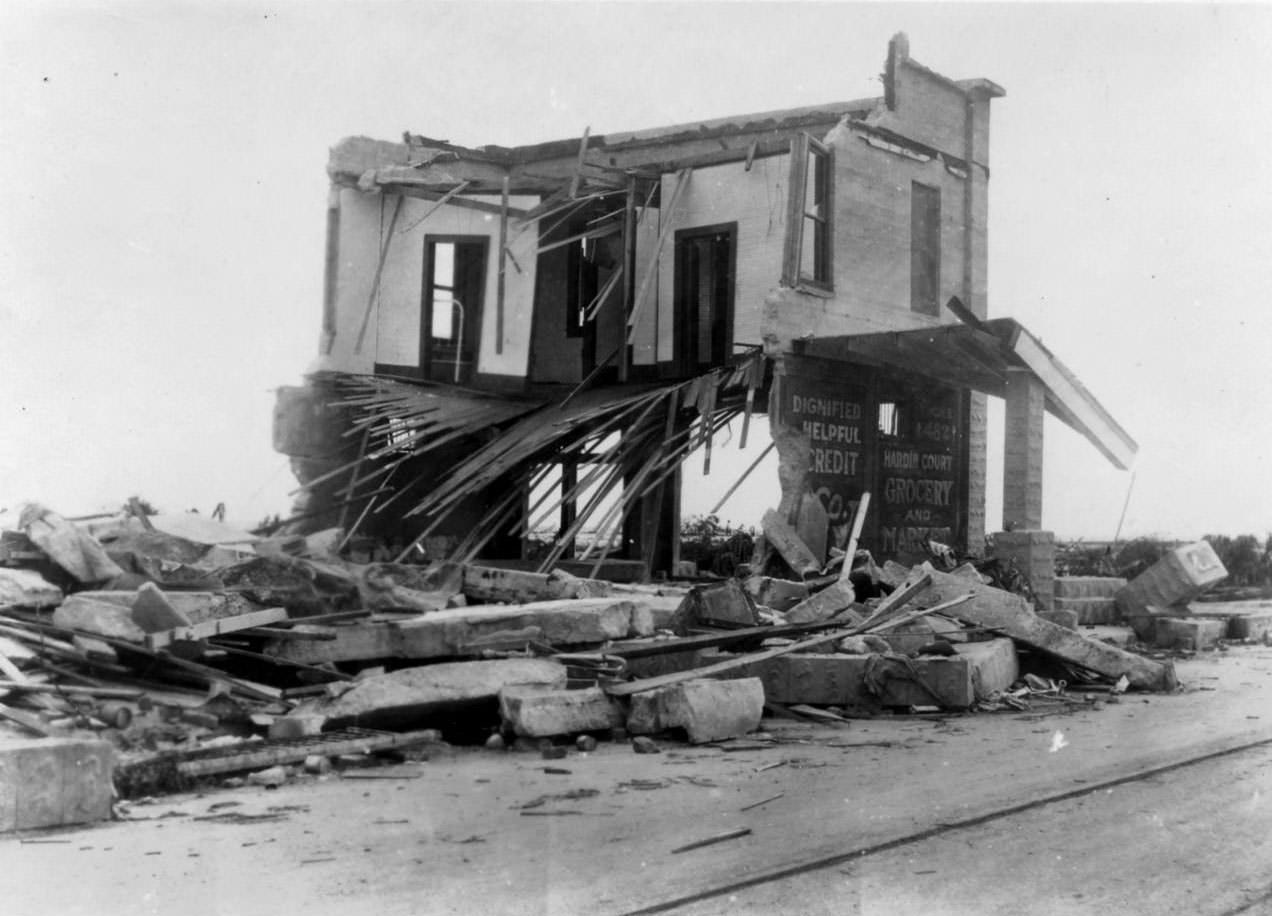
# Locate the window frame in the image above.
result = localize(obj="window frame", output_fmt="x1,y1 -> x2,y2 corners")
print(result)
783,133 -> 835,292
910,181 -> 942,316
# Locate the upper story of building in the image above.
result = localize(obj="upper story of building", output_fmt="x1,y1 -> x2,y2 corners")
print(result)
311,34 -> 1004,393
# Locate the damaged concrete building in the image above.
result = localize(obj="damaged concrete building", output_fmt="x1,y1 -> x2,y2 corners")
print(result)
273,35 -> 1136,599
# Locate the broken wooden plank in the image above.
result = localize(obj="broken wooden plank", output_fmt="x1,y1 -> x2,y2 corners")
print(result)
149,729 -> 441,779
0,701 -> 65,737
0,682 -> 144,700
839,492 -> 871,579
916,565 -> 1177,691
671,827 -> 752,854
143,608 -> 290,651
863,568 -> 933,625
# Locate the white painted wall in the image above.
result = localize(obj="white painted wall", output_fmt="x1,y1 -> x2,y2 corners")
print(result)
313,188 -> 538,378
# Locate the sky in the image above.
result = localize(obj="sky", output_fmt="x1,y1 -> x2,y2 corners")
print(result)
2,1 -> 1270,543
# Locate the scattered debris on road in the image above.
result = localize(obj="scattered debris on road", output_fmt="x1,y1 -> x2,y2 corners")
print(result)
0,499 -> 1258,833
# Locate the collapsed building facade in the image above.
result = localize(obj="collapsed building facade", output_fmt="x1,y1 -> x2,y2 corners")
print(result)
273,35 -> 1137,597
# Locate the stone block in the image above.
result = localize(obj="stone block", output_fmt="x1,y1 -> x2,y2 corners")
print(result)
1055,577 -> 1127,600
1154,617 -> 1226,651
955,638 -> 1019,700
0,737 -> 115,832
52,596 -> 145,642
0,569 -> 62,609
625,677 -> 764,743
1054,596 -> 1120,625
748,576 -> 809,613
499,686 -> 623,737
784,581 -> 858,625
1115,541 -> 1228,619
1228,614 -> 1272,642
670,579 -> 759,634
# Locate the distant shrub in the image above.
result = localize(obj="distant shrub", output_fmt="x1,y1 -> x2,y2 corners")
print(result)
680,514 -> 756,577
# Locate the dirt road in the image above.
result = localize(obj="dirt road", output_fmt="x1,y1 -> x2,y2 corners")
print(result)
3,647 -> 1271,916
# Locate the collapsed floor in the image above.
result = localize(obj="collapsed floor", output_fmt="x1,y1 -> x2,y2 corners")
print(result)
0,500 -> 1264,833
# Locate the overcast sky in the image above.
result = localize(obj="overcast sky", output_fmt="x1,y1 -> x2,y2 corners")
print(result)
2,2 -> 1270,543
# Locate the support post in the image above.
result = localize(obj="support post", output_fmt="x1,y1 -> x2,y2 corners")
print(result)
620,175 -> 637,382
1002,367 -> 1045,531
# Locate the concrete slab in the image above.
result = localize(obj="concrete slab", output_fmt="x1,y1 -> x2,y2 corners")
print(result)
268,598 -> 637,665
1055,576 -> 1127,599
0,569 -> 61,609
625,677 -> 764,743
1080,625 -> 1137,648
707,650 -> 975,708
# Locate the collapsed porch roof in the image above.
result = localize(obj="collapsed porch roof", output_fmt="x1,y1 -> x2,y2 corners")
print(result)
794,316 -> 1138,471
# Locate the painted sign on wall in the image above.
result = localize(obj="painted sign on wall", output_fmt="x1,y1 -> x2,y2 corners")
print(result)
876,388 -> 961,560
780,373 -> 869,545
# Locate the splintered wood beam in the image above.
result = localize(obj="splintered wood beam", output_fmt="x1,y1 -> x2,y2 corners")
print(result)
531,221 -> 621,258
497,175 -> 510,355
709,440 -> 775,516
143,608 -> 291,651
568,126 -> 591,199
626,168 -> 692,343
354,194 -> 404,353
396,180 -> 472,235
620,175 -> 638,382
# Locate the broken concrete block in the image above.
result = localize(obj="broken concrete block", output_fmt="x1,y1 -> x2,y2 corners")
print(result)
1055,576 -> 1126,599
306,659 -> 568,730
130,582 -> 192,633
303,754 -> 332,775
632,736 -> 660,754
52,596 -> 145,642
499,685 -> 623,737
0,737 -> 114,831
463,565 -> 611,604
357,562 -> 461,612
714,651 -> 975,708
269,714 -> 328,740
784,580 -> 858,625
0,568 -> 62,608
1081,625 -> 1136,648
626,594 -> 688,632
1154,617 -> 1226,651
1227,613 -> 1272,642
760,509 -> 821,578
247,765 -> 288,788
1054,596 -> 1120,625
1115,542 -> 1228,620
268,598 -> 636,665
795,492 -> 829,566
955,638 -> 1019,700
1039,608 -> 1079,631
75,589 -> 260,624
915,564 -> 1177,692
624,677 -> 764,744
669,579 -> 759,634
19,503 -> 124,584
748,576 -> 809,613
664,678 -> 764,743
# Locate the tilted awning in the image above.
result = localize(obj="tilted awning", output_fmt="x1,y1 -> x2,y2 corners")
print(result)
795,315 -> 1137,470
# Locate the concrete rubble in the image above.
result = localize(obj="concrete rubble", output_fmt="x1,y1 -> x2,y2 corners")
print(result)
0,500 -> 1251,834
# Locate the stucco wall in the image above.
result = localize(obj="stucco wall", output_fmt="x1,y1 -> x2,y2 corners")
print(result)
315,189 -> 538,378
649,155 -> 790,365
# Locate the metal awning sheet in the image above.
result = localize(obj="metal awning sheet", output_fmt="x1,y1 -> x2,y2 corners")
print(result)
798,317 -> 1137,470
